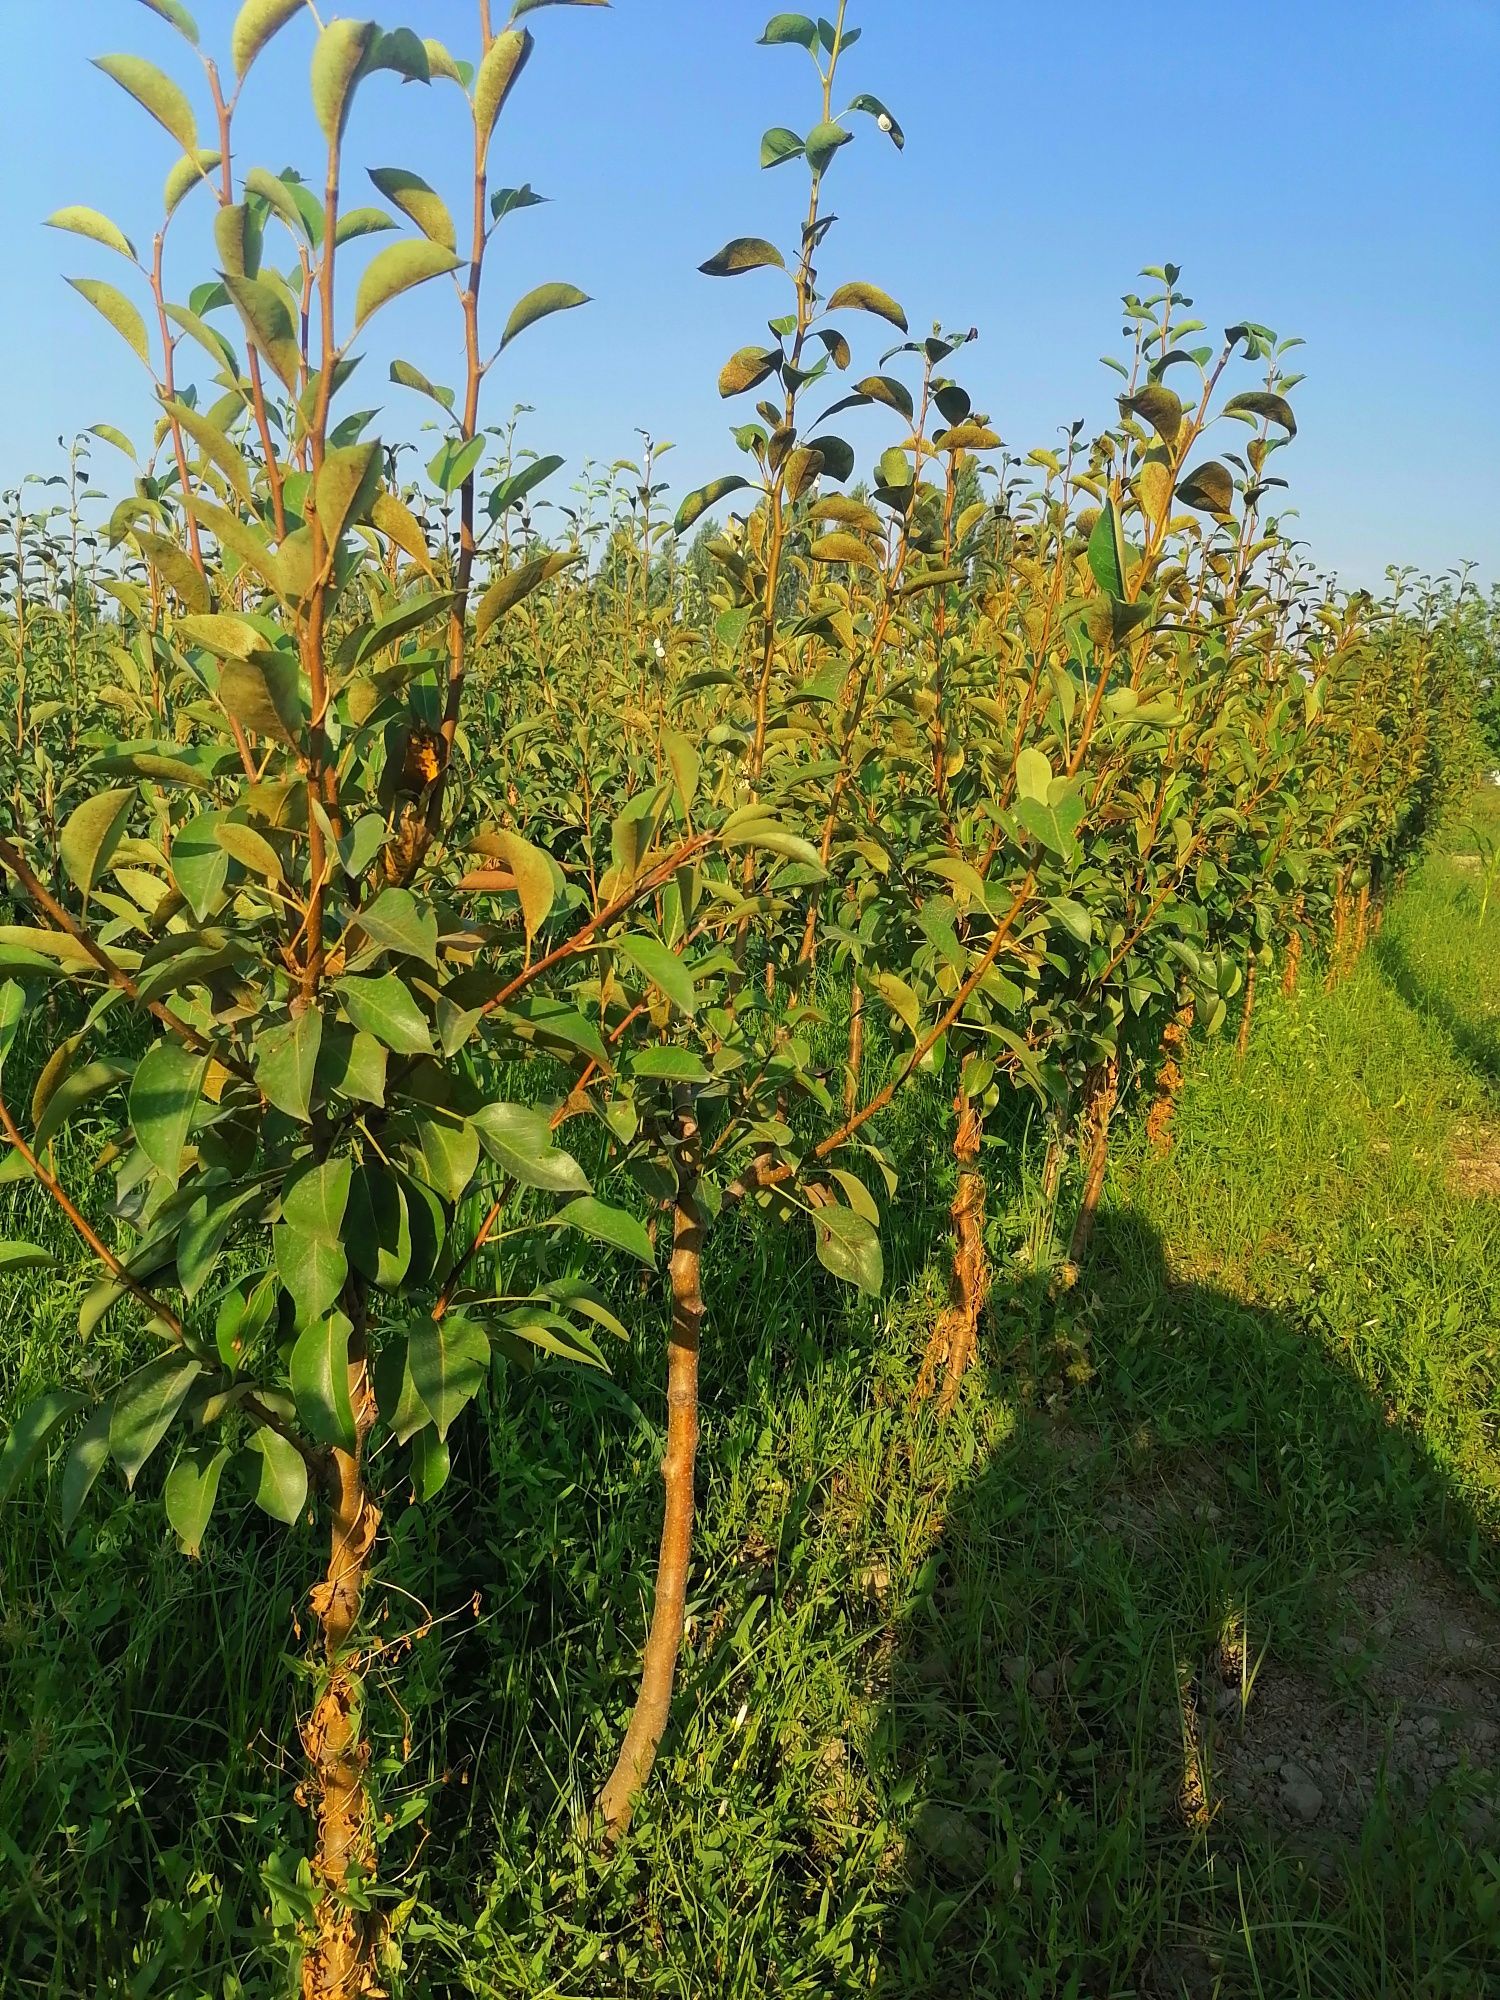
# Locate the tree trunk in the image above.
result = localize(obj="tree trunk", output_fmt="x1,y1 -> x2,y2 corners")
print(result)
302,1352 -> 380,2000
1281,925 -> 1302,997
915,1068 -> 989,1414
1326,873 -> 1351,990
1354,880 -> 1370,957
1235,958 -> 1257,1064
1068,1056 -> 1119,1269
843,980 -> 864,1121
598,1106 -> 704,1840
1146,999 -> 1194,1155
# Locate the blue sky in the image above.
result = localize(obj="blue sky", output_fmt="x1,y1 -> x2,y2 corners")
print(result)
2,0 -> 1496,588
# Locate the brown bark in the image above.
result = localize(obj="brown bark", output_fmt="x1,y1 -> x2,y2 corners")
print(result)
1145,999 -> 1194,1155
1354,880 -> 1370,957
1068,1056 -> 1119,1268
1281,926 -> 1303,998
1235,958 -> 1258,1064
301,1361 -> 381,2000
843,980 -> 864,1121
915,1071 -> 989,1414
598,1107 -> 704,1839
1325,875 -> 1351,991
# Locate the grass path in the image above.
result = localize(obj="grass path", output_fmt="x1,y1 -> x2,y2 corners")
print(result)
1,835 -> 1496,1998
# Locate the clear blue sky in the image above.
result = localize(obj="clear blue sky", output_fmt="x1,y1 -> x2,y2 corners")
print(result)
3,1 -> 1496,589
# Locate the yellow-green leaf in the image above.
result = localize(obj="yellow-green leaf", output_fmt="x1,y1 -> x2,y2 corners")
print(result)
354,239 -> 462,330
47,206 -> 136,262
66,278 -> 150,369
473,28 -> 532,143
232,0 -> 307,79
93,53 -> 198,153
499,281 -> 589,350
310,17 -> 376,144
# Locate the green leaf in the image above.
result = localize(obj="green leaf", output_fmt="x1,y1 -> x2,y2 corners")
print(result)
0,1390 -> 85,1505
631,1046 -> 709,1083
244,1425 -> 307,1523
352,888 -> 439,968
66,278 -> 150,369
60,788 -> 135,895
428,433 -> 485,493
221,272 -> 301,389
409,1426 -> 450,1500
347,1164 -> 409,1287
232,0 -> 307,79
408,1112 -> 480,1204
0,1242 -> 56,1274
699,237 -> 785,278
471,827 -> 557,938
314,440 -> 381,544
257,1010 -> 323,1121
760,126 -> 804,169
1119,383 -> 1184,445
34,1061 -> 130,1151
164,1443 -> 230,1556
1014,746 -> 1051,805
556,1196 -> 655,1266
291,1313 -> 356,1449
310,17 -> 376,144
759,13 -> 818,47
407,1316 -> 489,1440
60,1404 -> 113,1528
1016,783 -> 1086,859
164,149 -> 220,217
617,934 -> 696,1017
283,1156 -> 352,1241
1086,498 -> 1128,599
92,53 -> 198,152
0,984 -> 24,1074
474,550 -> 579,639
847,92 -> 904,148
472,1102 -> 590,1192
368,166 -> 455,249
1222,389 -> 1297,436
804,120 -> 851,172
47,206 -> 137,262
171,810 -> 230,919
510,0 -> 610,13
473,27 -> 532,142
337,973 -> 432,1055
138,0 -> 200,43
812,1207 -> 883,1295
1175,460 -> 1234,514
218,652 -> 302,744
129,1041 -> 208,1187
355,239 -> 461,330
718,346 -> 781,398
825,279 -> 906,331
674,474 -> 753,535
500,281 -> 589,350
110,1354 -> 203,1490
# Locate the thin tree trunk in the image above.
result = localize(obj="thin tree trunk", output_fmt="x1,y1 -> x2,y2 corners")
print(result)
302,1349 -> 380,2000
915,1067 -> 989,1413
1068,1055 -> 1119,1269
1282,926 -> 1302,997
1146,998 -> 1194,1155
1235,958 -> 1257,1064
1354,880 -> 1370,957
843,980 -> 864,1121
598,1105 -> 704,1839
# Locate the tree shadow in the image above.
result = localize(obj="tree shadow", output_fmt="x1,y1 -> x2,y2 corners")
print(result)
873,1206 -> 1500,1999
1371,928 -> 1500,1090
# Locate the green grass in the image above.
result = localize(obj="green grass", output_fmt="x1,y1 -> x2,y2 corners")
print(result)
2,841 -> 1497,1998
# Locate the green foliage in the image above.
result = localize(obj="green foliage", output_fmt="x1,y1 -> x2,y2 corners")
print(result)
0,0 -> 1489,1989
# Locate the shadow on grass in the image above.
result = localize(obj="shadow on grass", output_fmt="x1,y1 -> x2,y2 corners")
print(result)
1371,928 -> 1500,1090
874,1206 -> 1500,2000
